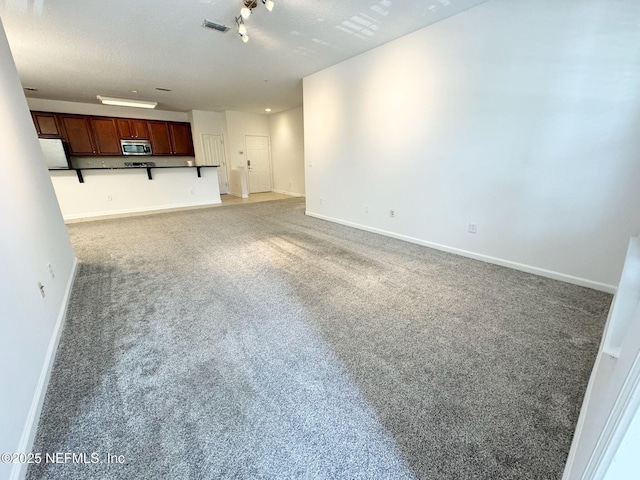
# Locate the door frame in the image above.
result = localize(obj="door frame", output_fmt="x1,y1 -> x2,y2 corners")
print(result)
562,238 -> 640,480
244,134 -> 273,194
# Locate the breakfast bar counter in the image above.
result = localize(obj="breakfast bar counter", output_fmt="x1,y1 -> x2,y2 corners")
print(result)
48,165 -> 222,222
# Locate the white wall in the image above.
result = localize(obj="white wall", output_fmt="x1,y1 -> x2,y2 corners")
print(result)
270,106 -> 305,196
27,98 -> 188,122
188,110 -> 230,193
50,168 -> 221,221
303,0 -> 640,291
0,20 -> 76,480
188,110 -> 229,166
225,110 -> 271,196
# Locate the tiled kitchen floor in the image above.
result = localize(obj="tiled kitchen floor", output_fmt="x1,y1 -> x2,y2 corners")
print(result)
219,192 -> 297,206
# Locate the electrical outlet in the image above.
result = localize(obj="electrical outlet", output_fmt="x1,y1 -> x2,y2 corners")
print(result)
107,194 -> 113,201
38,282 -> 45,298
365,205 -> 370,214
390,209 -> 395,218
468,223 -> 478,234
190,189 -> 195,195
319,197 -> 323,205
47,263 -> 55,280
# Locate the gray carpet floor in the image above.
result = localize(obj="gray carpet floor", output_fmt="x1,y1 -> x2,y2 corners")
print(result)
27,198 -> 611,479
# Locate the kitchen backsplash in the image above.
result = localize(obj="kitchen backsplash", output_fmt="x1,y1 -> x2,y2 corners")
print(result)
71,156 -> 195,168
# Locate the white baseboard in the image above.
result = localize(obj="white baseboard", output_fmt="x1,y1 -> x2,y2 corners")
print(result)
305,211 -> 616,294
10,258 -> 78,480
272,189 -> 306,198
63,201 -> 222,223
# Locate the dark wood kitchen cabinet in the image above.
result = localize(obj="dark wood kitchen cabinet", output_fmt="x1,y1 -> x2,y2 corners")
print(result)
147,121 -> 172,155
116,118 -> 148,139
90,117 -> 121,155
31,112 -> 62,138
169,122 -> 194,156
148,121 -> 193,156
57,115 -> 96,155
31,111 -> 195,157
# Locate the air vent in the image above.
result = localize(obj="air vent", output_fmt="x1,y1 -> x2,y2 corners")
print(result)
155,87 -> 172,92
203,20 -> 230,32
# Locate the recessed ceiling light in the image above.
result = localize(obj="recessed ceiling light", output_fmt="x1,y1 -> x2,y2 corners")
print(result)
97,95 -> 157,109
155,87 -> 172,92
130,90 -> 138,93
265,108 -> 272,112
24,87 -> 38,91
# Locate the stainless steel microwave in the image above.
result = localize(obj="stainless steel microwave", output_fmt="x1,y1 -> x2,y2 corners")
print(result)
121,139 -> 152,156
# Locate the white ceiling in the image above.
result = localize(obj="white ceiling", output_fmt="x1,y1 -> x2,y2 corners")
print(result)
0,0 -> 488,114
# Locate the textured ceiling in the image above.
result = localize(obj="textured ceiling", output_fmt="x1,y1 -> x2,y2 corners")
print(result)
0,0 -> 488,114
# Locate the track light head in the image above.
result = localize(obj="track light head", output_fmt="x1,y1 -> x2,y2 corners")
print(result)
241,0 -> 257,18
262,0 -> 274,11
235,16 -> 249,42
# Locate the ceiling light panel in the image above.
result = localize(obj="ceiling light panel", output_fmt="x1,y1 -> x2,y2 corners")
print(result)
96,96 -> 158,109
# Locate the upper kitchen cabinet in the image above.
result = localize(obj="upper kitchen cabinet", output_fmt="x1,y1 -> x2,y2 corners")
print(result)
148,121 -> 193,156
147,121 -> 172,155
31,111 -> 62,138
57,115 -> 96,155
117,118 -> 149,140
30,111 -> 195,157
169,122 -> 194,156
90,117 -> 121,155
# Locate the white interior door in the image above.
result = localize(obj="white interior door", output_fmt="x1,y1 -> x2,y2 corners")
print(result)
201,133 -> 228,194
245,135 -> 272,193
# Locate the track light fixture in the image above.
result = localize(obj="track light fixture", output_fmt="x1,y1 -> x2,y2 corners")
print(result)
237,17 -> 247,36
202,0 -> 274,43
234,0 -> 274,43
